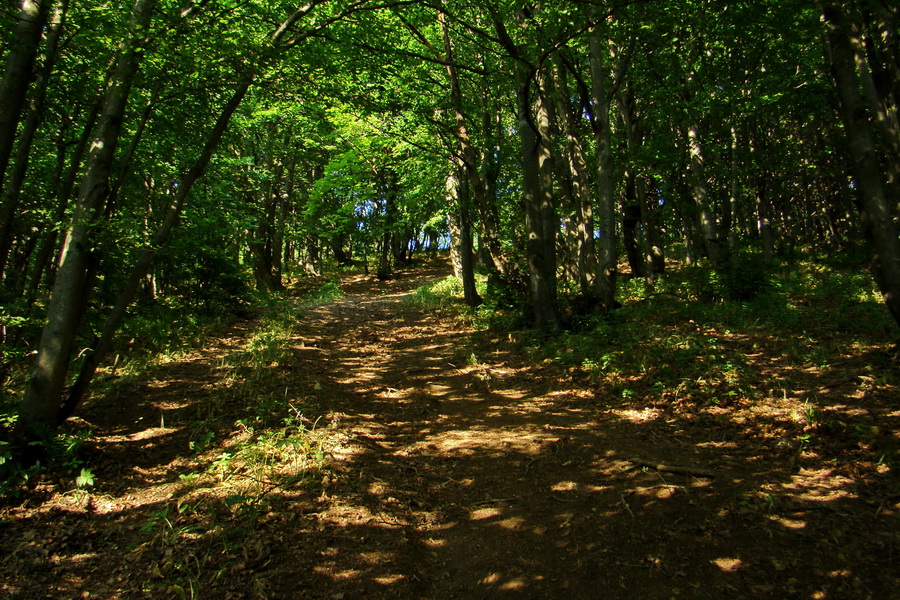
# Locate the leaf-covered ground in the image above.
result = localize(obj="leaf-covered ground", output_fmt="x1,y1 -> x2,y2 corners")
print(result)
2,258 -> 899,599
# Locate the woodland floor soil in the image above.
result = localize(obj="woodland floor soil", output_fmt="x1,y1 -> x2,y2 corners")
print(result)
2,258 -> 900,599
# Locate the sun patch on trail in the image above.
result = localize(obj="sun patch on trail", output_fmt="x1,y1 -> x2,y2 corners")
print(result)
499,577 -> 528,590
711,557 -> 743,572
778,467 -> 858,503
550,481 -> 578,492
410,427 -> 553,455
497,516 -> 526,530
373,574 -> 406,585
611,407 -> 661,423
470,507 -> 503,520
766,515 -> 807,530
105,427 -> 177,443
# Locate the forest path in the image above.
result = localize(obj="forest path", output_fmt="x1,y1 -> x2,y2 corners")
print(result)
2,259 -> 897,599
247,262 -> 807,599
274,263 -> 635,598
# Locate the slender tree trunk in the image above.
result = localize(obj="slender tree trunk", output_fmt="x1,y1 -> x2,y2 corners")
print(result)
486,7 -> 557,330
17,0 -> 156,440
725,124 -> 739,253
590,28 -> 617,310
685,117 -> 721,265
616,84 -> 663,280
551,55 -> 596,295
438,9 -> 508,278
24,99 -> 102,300
757,180 -> 775,264
478,96 -> 507,274
851,9 -> 900,196
377,172 -> 396,280
58,83 -> 250,422
0,0 -> 67,279
642,176 -> 666,274
516,64 -> 558,330
448,204 -> 463,278
825,3 -> 900,325
105,83 -> 159,218
622,172 -> 644,277
0,0 -> 52,195
446,159 -> 480,307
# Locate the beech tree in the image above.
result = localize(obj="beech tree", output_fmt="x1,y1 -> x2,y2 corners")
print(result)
3,0 -> 900,444
14,0 -> 376,441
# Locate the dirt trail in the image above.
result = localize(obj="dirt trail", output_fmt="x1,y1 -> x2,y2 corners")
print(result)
253,265 -> 895,599
2,260 -> 897,599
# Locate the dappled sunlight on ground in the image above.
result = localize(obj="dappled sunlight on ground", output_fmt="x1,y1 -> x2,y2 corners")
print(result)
2,258 -> 899,598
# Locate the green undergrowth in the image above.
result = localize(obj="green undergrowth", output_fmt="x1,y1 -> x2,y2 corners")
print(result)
412,260 -> 898,466
4,276 -> 340,592
1,277 -> 343,500
547,260 -> 896,397
406,271 -> 529,330
132,415 -> 332,597
303,278 -> 344,306
406,274 -> 465,312
556,261 -> 898,468
126,286 -> 337,596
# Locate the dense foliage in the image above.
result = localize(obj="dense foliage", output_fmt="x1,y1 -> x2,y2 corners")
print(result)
0,0 -> 897,442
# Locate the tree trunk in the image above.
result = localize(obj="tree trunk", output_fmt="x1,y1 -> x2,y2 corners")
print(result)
486,7 -> 558,330
58,82 -> 250,422
479,98 -> 507,274
17,0 -> 156,441
685,117 -> 722,265
551,55 -> 596,295
516,64 -> 558,330
642,177 -> 666,275
825,3 -> 900,325
446,159 -> 480,307
0,0 -> 67,280
330,235 -> 350,266
376,172 -> 396,280
0,0 -> 52,196
439,9 -> 508,278
24,99 -> 102,300
590,28 -> 617,310
622,174 -> 644,277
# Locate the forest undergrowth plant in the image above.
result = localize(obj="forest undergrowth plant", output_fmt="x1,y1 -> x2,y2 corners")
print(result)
540,261 -> 896,414
207,416 -> 330,515
406,275 -> 465,313
304,279 -> 344,306
407,274 -> 528,331
0,425 -> 95,497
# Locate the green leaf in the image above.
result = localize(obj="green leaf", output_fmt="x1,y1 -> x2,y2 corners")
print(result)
76,468 -> 95,488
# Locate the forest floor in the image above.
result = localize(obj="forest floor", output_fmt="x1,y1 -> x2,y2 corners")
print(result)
2,257 -> 900,599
